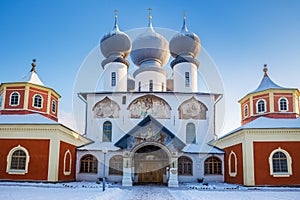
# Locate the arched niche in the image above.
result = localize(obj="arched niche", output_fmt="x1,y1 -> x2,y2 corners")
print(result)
178,97 -> 207,120
93,97 -> 120,118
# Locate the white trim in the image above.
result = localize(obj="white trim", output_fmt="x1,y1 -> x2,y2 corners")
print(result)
256,99 -> 266,113
63,150 -> 72,176
9,91 -> 20,106
278,96 -> 289,112
6,145 -> 30,175
268,147 -> 292,177
32,94 -> 43,109
228,150 -> 237,177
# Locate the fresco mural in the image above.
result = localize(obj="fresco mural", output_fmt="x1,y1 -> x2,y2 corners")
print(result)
93,97 -> 120,118
178,97 -> 207,120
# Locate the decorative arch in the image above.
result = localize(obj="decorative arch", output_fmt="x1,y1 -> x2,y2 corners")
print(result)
127,95 -> 171,119
228,151 -> 237,177
256,99 -> 266,113
204,156 -> 222,175
278,97 -> 289,112
178,156 -> 193,175
178,97 -> 208,120
268,147 -> 292,177
9,92 -> 20,106
109,155 -> 123,175
93,97 -> 120,118
80,154 -> 98,173
6,145 -> 30,174
63,150 -> 72,175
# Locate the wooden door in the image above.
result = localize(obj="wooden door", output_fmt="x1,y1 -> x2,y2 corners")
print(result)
139,161 -> 163,183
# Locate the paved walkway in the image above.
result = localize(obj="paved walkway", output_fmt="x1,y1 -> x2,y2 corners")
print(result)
121,186 -> 176,200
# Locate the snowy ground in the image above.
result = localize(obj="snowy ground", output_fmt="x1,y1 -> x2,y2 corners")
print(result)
0,182 -> 300,200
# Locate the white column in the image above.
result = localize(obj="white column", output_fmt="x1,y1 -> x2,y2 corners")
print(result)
168,157 -> 179,187
122,157 -> 132,186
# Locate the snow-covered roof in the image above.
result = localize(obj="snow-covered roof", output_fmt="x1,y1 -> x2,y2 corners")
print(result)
218,117 -> 300,140
0,114 -> 58,124
182,143 -> 224,154
22,70 -> 44,86
77,141 -> 120,151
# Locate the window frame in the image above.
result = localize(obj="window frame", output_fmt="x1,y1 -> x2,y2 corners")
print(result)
186,122 -> 196,144
63,150 -> 72,176
185,72 -> 190,87
278,97 -> 288,112
228,151 -> 237,177
9,92 -> 20,106
256,99 -> 266,113
268,147 -> 292,177
244,104 -> 249,117
178,156 -> 193,176
109,155 -> 123,175
51,100 -> 56,114
204,156 -> 222,175
33,94 -> 43,109
6,145 -> 30,175
79,154 -> 98,174
149,80 -> 153,92
103,121 -> 112,142
111,72 -> 116,87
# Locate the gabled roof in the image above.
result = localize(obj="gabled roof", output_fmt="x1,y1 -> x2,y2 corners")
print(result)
217,117 -> 300,140
115,115 -> 185,151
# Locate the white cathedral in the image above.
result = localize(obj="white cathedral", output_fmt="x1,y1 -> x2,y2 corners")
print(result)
76,13 -> 224,187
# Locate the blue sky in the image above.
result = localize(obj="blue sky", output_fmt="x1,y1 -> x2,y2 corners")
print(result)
1,0 -> 300,134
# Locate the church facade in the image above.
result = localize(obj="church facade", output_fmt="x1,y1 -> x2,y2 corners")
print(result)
76,15 -> 224,187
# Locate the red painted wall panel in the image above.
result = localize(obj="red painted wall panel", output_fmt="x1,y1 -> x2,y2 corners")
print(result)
253,141 -> 300,186
0,139 -> 50,181
58,141 -> 77,181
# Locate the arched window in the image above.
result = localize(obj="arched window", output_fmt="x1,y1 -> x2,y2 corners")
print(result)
204,156 -> 222,175
52,100 -> 56,113
269,148 -> 292,177
103,121 -> 112,142
186,123 -> 196,144
244,104 -> 248,117
228,151 -> 237,177
279,97 -> 288,111
109,155 -> 123,175
6,145 -> 30,174
257,99 -> 266,113
149,80 -> 153,92
178,156 -> 193,176
10,92 -> 20,106
33,94 -> 43,108
63,150 -> 72,175
80,154 -> 98,173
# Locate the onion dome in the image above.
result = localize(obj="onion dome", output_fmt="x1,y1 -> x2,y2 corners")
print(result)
169,15 -> 200,68
100,13 -> 132,67
130,14 -> 170,67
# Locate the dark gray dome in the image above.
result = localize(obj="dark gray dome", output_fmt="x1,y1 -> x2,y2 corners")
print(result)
169,18 -> 200,58
100,17 -> 132,58
130,26 -> 170,67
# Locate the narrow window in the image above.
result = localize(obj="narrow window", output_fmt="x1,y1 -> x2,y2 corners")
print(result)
257,99 -> 266,113
204,156 -> 222,175
186,123 -> 196,144
149,80 -> 153,92
33,94 -> 43,108
122,96 -> 126,105
10,92 -> 19,106
228,151 -> 237,177
279,98 -> 288,111
52,100 -> 56,113
111,72 -> 116,87
162,82 -> 164,91
80,154 -> 98,173
103,121 -> 112,142
0,95 -> 3,109
178,156 -> 193,175
109,155 -> 123,175
138,81 -> 141,92
185,72 -> 190,87
244,104 -> 248,117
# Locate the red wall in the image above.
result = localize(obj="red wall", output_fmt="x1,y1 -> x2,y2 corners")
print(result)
28,87 -> 48,113
58,141 -> 77,181
273,93 -> 293,112
0,139 -> 50,181
223,143 -> 244,185
253,141 -> 300,186
4,86 -> 25,109
253,93 -> 269,114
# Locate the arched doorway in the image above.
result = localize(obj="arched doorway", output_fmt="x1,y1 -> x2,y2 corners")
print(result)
133,145 -> 169,184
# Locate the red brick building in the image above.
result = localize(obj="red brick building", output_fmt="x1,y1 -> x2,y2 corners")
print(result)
211,65 -> 300,186
0,60 -> 91,182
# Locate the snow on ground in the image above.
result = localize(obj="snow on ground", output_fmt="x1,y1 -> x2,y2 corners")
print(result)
0,182 -> 300,200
